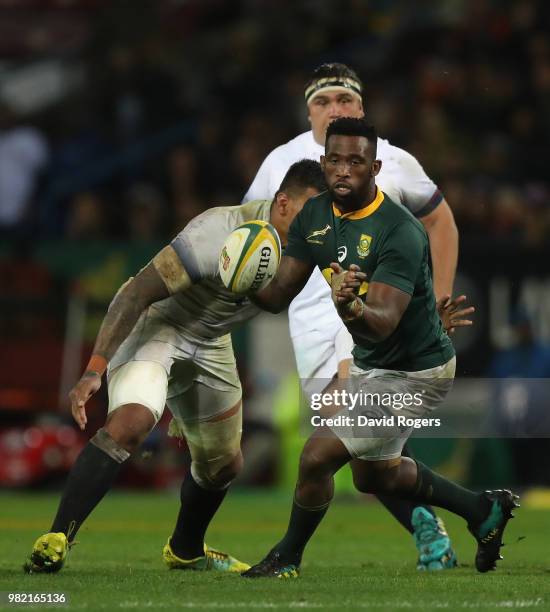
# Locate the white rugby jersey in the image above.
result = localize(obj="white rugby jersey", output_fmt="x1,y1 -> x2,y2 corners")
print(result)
150,199 -> 272,339
244,130 -> 443,340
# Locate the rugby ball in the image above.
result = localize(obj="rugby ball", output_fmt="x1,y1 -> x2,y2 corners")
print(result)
219,220 -> 281,294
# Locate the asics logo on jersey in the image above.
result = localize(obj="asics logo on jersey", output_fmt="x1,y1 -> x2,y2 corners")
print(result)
306,224 -> 332,244
337,246 -> 347,262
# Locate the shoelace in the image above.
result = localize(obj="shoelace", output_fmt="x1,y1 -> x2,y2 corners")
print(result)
207,550 -> 228,562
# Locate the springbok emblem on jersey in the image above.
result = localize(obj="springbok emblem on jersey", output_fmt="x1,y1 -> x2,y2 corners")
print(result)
357,234 -> 372,258
306,224 -> 332,244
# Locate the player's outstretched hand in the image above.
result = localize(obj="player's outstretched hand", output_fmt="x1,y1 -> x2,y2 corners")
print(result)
68,372 -> 102,430
437,294 -> 475,334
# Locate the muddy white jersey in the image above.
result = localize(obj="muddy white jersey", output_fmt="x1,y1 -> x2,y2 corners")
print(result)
151,199 -> 272,340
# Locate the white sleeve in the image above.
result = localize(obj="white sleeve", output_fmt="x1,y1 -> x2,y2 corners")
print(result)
170,210 -> 224,281
243,148 -> 287,203
391,145 -> 443,217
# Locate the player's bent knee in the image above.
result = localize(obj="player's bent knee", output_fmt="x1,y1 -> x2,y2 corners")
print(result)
104,403 -> 156,454
211,450 -> 244,488
181,406 -> 243,490
219,450 -> 244,481
191,450 -> 243,490
352,470 -> 376,494
298,447 -> 331,482
353,458 -> 401,494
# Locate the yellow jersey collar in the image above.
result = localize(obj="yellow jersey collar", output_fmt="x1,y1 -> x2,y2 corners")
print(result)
332,187 -> 384,220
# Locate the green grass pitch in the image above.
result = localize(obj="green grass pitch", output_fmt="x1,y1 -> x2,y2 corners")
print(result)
1,490 -> 548,610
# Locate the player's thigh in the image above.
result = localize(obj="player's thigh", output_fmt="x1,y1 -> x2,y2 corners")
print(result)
168,384 -> 243,480
107,311 -> 183,428
167,333 -> 241,420
342,357 -> 456,463
318,377 -> 412,466
166,335 -> 243,463
299,428 -> 353,479
107,360 -> 169,425
163,333 -> 242,461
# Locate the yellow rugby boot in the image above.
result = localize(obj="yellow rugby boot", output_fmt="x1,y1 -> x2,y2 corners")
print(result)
162,538 -> 250,573
24,532 -> 69,574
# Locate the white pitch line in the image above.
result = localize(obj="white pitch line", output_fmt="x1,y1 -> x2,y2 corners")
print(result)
52,598 -> 546,610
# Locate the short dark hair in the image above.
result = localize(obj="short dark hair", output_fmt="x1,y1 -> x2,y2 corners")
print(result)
325,118 -> 377,154
277,159 -> 326,196
305,63 -> 363,97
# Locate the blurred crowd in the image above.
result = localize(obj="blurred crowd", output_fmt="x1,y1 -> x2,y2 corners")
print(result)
1,0 -> 549,248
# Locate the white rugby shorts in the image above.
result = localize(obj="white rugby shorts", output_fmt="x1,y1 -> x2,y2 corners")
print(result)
107,314 -> 242,424
330,357 -> 456,461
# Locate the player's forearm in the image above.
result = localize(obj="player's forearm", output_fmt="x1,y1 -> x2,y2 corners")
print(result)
251,256 -> 312,313
430,230 -> 458,300
86,263 -> 170,374
425,204 -> 458,300
89,284 -> 150,367
352,301 -> 397,342
250,279 -> 292,313
337,291 -> 399,342
335,279 -> 409,343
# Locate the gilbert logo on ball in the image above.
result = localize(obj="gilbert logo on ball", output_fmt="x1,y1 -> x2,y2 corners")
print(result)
219,220 -> 281,294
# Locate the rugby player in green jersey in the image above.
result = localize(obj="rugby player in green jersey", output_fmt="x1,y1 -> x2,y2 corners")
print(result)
243,117 -> 519,578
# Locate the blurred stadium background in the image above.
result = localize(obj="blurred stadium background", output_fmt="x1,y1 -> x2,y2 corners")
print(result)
1,0 -> 550,498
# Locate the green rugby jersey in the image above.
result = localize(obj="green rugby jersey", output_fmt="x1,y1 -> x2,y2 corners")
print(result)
286,189 -> 455,371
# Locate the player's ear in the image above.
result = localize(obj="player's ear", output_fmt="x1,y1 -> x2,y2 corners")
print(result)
371,159 -> 382,177
275,191 -> 289,215
320,155 -> 326,172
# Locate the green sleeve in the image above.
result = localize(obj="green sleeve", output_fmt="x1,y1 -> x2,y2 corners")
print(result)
284,208 -> 315,264
371,221 -> 425,294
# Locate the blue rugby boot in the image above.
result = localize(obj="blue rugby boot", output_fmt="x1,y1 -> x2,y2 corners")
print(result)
412,507 -> 458,571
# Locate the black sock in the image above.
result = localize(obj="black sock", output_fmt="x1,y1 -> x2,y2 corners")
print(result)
274,498 -> 329,565
375,495 -> 435,533
412,461 -> 490,525
50,441 -> 122,540
170,474 -> 227,559
376,444 -> 435,534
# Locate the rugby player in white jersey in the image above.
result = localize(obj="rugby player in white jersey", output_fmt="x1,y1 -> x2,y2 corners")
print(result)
24,160 -> 326,574
244,63 -> 463,570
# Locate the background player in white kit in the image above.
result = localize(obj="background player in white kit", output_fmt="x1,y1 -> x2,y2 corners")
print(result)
25,160 -> 326,574
244,63 -> 462,570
